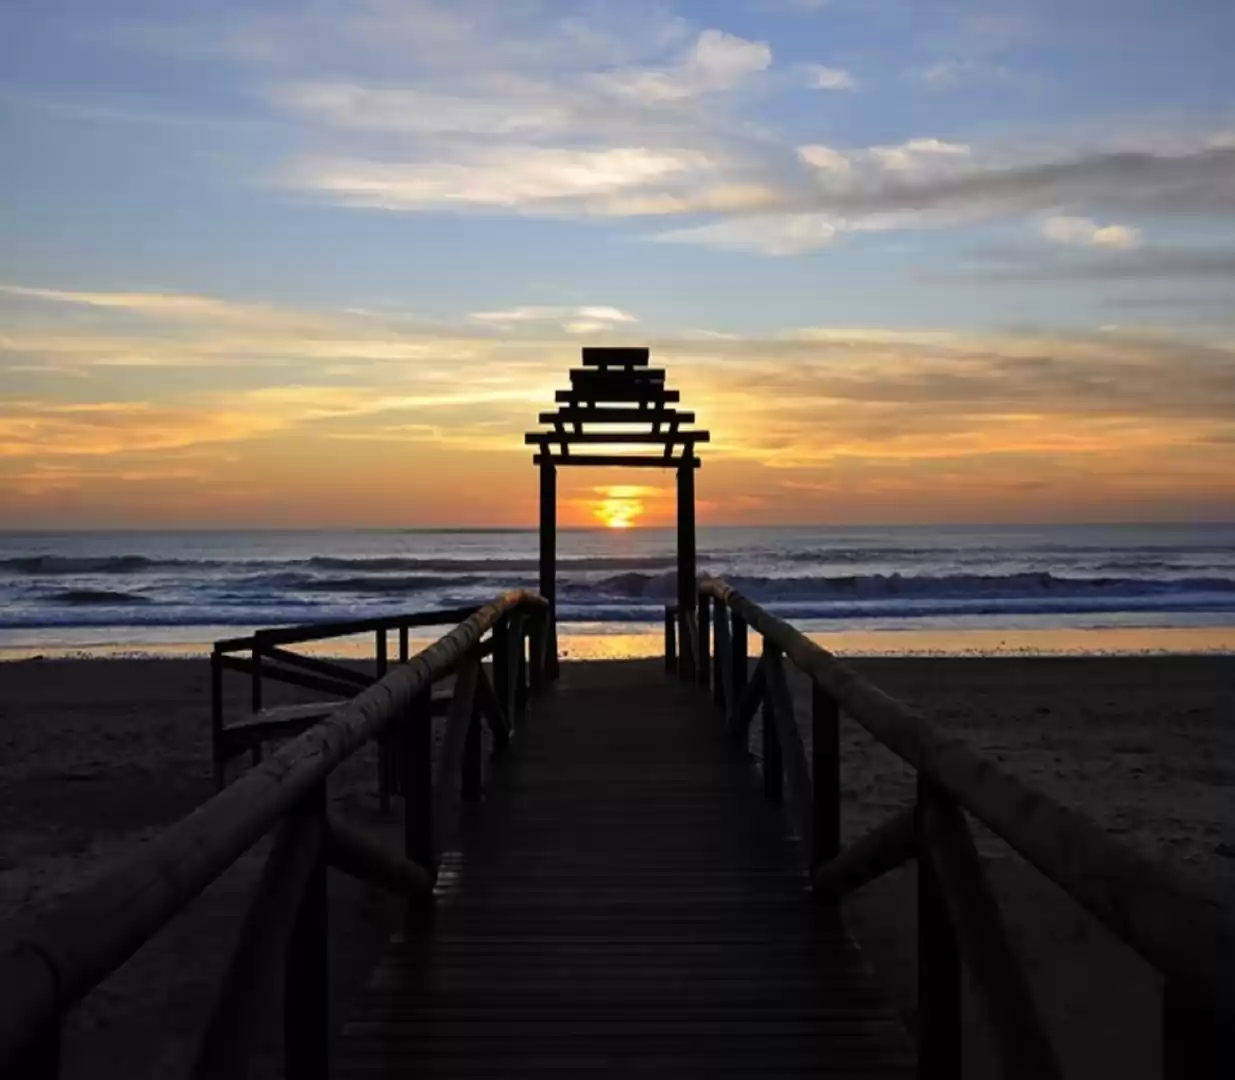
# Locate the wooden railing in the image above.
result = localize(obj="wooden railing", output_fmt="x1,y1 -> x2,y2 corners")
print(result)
668,578 -> 1233,1079
0,590 -> 551,1079
210,605 -> 483,801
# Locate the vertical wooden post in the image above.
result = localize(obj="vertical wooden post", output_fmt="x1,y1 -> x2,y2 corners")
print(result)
398,625 -> 409,663
493,619 -> 510,734
760,687 -> 780,795
211,650 -> 226,791
514,621 -> 529,712
539,460 -> 557,678
462,700 -> 483,802
812,684 -> 841,869
403,687 -> 434,874
696,592 -> 711,688
664,607 -> 677,673
731,614 -> 748,727
711,603 -> 726,708
376,630 -> 391,814
917,778 -> 962,1078
249,645 -> 263,766
284,784 -> 327,1080
676,462 -> 696,681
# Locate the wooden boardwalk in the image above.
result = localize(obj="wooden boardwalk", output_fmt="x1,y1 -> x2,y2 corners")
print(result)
337,661 -> 914,1077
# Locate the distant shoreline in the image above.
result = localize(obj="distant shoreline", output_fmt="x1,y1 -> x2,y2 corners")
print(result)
3,622 -> 1234,661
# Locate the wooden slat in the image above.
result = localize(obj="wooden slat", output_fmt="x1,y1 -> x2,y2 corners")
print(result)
533,454 -> 700,468
539,408 -> 694,424
337,663 -> 913,1077
525,431 -> 710,446
570,367 -> 665,383
581,346 -> 650,367
812,807 -> 916,898
555,388 -> 680,404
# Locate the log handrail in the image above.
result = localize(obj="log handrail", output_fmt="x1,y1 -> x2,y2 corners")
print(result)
677,576 -> 1233,1078
0,589 -> 549,1076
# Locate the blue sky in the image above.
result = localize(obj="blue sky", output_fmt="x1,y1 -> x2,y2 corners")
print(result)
1,1 -> 1233,526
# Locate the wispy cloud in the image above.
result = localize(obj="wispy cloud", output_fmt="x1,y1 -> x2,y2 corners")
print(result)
1039,215 -> 1141,250
805,64 -> 854,90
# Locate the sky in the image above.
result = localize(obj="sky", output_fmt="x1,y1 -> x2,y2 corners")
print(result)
1,0 -> 1233,529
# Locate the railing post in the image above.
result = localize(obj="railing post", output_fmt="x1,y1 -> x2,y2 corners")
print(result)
398,624 -> 409,663
492,619 -> 510,732
210,649 -> 226,791
250,644 -> 263,765
403,686 -> 435,878
711,602 -> 726,708
917,778 -> 962,1079
812,683 -> 841,869
376,629 -> 391,814
664,606 -> 677,673
761,649 -> 783,803
514,619 -> 528,711
697,592 -> 711,689
528,612 -> 546,695
284,784 -> 328,1080
731,613 -> 748,725
462,699 -> 483,802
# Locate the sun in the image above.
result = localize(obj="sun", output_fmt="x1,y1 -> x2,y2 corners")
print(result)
595,497 -> 643,529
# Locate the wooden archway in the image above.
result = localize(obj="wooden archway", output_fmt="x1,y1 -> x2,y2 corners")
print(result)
525,347 -> 711,677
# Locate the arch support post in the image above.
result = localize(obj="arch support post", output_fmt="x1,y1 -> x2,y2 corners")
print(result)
676,461 -> 696,681
539,460 -> 559,679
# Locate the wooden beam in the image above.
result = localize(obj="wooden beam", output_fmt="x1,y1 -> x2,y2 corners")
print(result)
762,644 -> 816,858
676,462 -> 696,681
524,431 -> 710,445
918,780 -> 961,1079
216,655 -> 364,700
193,804 -> 325,1079
570,367 -> 665,383
813,683 -> 841,868
254,647 -> 372,689
539,407 -> 694,424
431,654 -> 481,830
214,605 -> 481,652
555,388 -> 680,403
325,815 -> 433,897
533,454 -> 700,468
475,663 -> 512,751
730,656 -> 765,744
919,792 -> 1063,1080
812,806 -> 916,897
580,346 -> 649,367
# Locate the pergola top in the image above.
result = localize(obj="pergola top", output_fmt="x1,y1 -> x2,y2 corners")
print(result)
525,347 -> 709,468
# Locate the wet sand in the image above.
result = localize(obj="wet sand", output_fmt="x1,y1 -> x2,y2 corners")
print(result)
1,656 -> 1231,1077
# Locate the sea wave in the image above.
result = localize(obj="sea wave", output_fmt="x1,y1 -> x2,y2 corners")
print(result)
52,589 -> 151,605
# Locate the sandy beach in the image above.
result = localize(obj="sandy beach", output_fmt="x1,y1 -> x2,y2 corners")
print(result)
1,655 -> 1231,1077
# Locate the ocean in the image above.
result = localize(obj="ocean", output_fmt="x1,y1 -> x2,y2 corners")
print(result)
1,523 -> 1233,657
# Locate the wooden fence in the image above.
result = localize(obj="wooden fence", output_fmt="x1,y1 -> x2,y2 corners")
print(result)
667,578 -> 1232,1079
0,590 -> 551,1079
210,605 -> 483,801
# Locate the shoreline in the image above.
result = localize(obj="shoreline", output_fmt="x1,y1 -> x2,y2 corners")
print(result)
3,621 -> 1234,661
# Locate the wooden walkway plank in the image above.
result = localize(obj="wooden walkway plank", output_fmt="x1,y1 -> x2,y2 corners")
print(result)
336,661 -> 913,1078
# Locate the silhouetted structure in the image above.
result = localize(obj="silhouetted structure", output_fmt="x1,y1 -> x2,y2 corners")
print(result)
525,347 -> 709,678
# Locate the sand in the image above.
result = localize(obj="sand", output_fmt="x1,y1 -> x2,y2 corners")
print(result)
1,655 -> 1231,1077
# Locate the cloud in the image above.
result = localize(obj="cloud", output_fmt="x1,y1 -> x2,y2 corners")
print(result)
652,213 -> 840,254
915,59 -> 1009,88
806,65 -> 854,91
1040,215 -> 1141,250
595,29 -> 772,102
284,147 -> 713,212
937,244 -> 1235,284
471,306 -> 638,333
